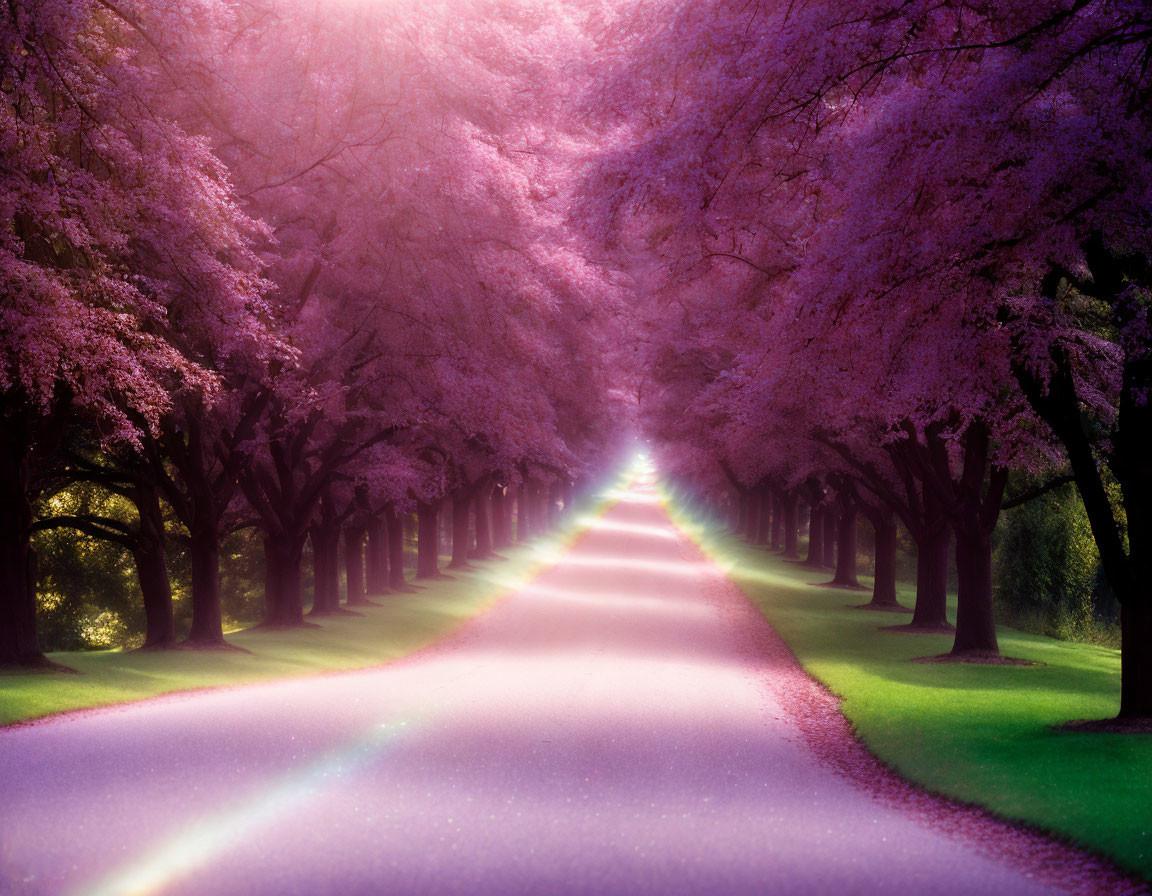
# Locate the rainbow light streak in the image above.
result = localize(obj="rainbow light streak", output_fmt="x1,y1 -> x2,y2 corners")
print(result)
78,720 -> 416,896
77,476 -> 654,896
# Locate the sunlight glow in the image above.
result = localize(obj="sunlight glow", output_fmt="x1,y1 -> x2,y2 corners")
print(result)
602,488 -> 663,505
515,581 -> 716,618
553,554 -> 711,577
577,516 -> 679,540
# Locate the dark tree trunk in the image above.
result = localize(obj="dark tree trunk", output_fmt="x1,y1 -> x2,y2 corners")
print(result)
757,488 -> 772,546
831,503 -> 860,588
188,527 -> 227,643
951,526 -> 998,654
804,505 -> 825,567
537,484 -> 552,533
746,490 -> 761,544
134,541 -> 175,648
159,411 -> 250,649
1007,251 -> 1152,716
862,513 -> 901,609
503,490 -> 514,542
384,506 -> 407,590
365,519 -> 388,595
911,524 -> 951,629
416,501 -> 440,578
133,482 -> 175,648
770,494 -> 782,549
364,519 -> 381,593
448,493 -> 473,570
942,425 -> 1008,657
263,535 -> 306,627
491,487 -> 510,549
344,526 -> 371,607
308,523 -> 342,615
515,484 -> 528,542
823,508 -> 837,567
1121,601 -> 1152,718
735,492 -> 748,536
782,493 -> 800,559
0,423 -> 43,666
473,484 -> 494,559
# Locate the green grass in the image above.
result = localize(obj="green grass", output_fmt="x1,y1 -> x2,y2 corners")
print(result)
0,527 -> 587,729
671,507 -> 1152,881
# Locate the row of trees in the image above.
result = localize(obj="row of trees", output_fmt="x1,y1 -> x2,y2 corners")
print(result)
581,1 -> 1151,720
1,0 -> 626,664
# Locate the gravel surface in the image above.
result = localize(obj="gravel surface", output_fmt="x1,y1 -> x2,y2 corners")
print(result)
0,480 -> 1142,896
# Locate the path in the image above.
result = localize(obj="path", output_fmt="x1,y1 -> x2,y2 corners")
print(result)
0,477 -> 1106,895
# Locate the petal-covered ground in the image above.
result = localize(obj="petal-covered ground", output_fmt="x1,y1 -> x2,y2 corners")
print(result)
0,479 -> 1136,896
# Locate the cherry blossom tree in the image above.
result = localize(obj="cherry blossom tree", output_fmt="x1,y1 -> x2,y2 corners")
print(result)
0,0 -> 270,664
582,0 -> 1151,716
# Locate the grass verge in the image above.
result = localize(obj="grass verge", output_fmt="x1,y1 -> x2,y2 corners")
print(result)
670,506 -> 1152,881
0,512 -> 599,729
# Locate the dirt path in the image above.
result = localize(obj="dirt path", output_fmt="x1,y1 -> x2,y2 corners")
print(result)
0,478 -> 1131,895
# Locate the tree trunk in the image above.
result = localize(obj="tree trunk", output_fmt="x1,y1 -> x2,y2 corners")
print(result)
770,494 -> 782,550
831,504 -> 860,587
188,527 -> 227,643
365,519 -> 388,595
263,535 -> 305,627
308,523 -> 342,615
757,488 -> 771,546
159,414 -> 240,649
364,519 -> 381,593
417,501 -> 440,578
862,513 -> 901,609
491,487 -> 510,549
537,484 -> 552,533
910,524 -> 951,629
0,423 -> 43,666
133,540 -> 175,648
132,480 -> 175,648
384,506 -> 407,590
474,484 -> 494,559
803,505 -> 825,567
448,493 -> 472,570
943,427 -> 1006,657
782,493 -> 800,559
515,485 -> 528,541
344,526 -> 371,607
735,492 -> 748,536
823,508 -> 837,567
1120,600 -> 1152,718
746,491 -> 761,544
951,525 -> 999,655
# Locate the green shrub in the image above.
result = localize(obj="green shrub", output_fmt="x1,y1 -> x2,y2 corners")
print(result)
33,484 -> 143,651
993,485 -> 1119,646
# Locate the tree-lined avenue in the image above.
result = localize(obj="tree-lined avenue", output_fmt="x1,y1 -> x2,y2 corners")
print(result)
0,474 -> 1118,895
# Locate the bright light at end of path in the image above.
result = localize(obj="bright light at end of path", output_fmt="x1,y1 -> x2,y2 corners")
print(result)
628,451 -> 657,483
78,721 -> 416,896
602,487 -> 663,505
555,554 -> 712,577
578,516 -> 679,540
